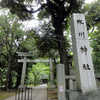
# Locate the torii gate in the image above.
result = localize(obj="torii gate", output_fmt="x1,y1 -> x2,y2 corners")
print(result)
17,52 -> 56,88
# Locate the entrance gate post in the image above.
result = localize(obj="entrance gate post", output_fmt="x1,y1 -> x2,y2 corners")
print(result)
19,56 -> 27,88
17,52 -> 57,88
57,64 -> 65,100
70,13 -> 97,93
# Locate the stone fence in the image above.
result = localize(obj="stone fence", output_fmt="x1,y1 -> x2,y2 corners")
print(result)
65,74 -> 100,90
57,64 -> 100,100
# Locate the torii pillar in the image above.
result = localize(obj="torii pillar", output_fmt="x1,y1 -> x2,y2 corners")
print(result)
17,52 -> 56,88
17,52 -> 33,88
19,56 -> 27,88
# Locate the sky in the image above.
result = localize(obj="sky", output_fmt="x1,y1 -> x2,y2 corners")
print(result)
25,0 -> 96,29
85,0 -> 96,3
0,0 -> 96,30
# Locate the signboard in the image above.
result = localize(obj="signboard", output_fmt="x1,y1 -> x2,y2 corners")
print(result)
70,13 -> 97,93
59,85 -> 64,93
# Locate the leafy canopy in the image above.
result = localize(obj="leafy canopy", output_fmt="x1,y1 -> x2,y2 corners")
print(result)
0,0 -> 85,21
83,0 -> 100,73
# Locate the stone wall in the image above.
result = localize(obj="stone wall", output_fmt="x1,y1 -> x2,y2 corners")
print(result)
70,68 -> 100,89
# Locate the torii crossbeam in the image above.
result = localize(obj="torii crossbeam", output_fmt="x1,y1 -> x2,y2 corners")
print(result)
17,52 -> 57,88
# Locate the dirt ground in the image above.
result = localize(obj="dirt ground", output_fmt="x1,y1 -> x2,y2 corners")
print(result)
47,88 -> 57,100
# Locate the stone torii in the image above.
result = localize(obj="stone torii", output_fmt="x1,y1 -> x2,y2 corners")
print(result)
17,52 -> 56,88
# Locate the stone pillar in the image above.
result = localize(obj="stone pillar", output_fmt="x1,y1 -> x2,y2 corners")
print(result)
19,56 -> 27,88
41,76 -> 43,84
57,64 -> 65,100
70,13 -> 97,94
69,79 -> 73,89
49,58 -> 55,88
50,58 -> 54,84
96,78 -> 99,88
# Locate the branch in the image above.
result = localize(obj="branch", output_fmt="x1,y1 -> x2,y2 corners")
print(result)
91,26 -> 95,33
23,3 -> 47,13
0,24 -> 8,33
0,70 -> 5,74
54,0 -> 63,5
64,0 -> 73,18
1,53 -> 8,61
94,17 -> 100,22
0,24 -> 10,52
5,34 -> 10,52
46,0 -> 58,19
47,0 -> 59,10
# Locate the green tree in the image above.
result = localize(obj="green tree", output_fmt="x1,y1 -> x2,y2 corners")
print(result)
83,0 -> 100,30
83,0 -> 100,73
32,22 -> 59,58
28,63 -> 50,86
0,9 -> 25,90
0,0 -> 84,88
90,25 -> 100,73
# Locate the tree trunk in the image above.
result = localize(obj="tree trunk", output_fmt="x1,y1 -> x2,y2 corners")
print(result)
15,63 -> 22,87
53,18 -> 70,89
5,53 -> 12,91
8,72 -> 12,89
33,73 -> 37,86
0,79 -> 3,88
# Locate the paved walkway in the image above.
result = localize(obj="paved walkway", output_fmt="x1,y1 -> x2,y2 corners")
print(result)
4,84 -> 47,100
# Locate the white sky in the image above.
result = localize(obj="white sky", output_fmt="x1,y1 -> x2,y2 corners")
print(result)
0,0 -> 96,30
25,0 -> 96,29
85,0 -> 96,3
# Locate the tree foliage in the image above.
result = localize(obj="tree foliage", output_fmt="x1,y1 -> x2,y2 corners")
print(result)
28,63 -> 50,86
0,0 -> 85,88
90,26 -> 100,73
83,0 -> 100,73
0,9 -> 26,89
83,0 -> 100,31
32,21 -> 58,58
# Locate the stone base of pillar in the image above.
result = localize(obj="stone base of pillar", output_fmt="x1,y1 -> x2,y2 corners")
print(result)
49,84 -> 55,89
18,85 -> 26,88
65,89 -> 100,100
